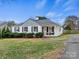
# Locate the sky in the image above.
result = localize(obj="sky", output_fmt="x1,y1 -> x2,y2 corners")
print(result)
0,0 -> 79,25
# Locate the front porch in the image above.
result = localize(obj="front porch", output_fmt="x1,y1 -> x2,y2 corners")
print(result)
42,26 -> 54,36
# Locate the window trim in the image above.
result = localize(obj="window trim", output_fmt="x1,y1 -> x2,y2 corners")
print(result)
24,27 -> 28,32
52,26 -> 54,32
33,26 -> 38,32
14,27 -> 19,32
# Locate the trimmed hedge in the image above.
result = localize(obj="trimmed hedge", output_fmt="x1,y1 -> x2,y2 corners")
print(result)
12,33 -> 26,38
2,32 -> 11,38
0,32 -> 44,38
0,33 -> 26,38
35,32 -> 43,38
63,30 -> 79,34
0,32 -> 2,38
26,33 -> 34,38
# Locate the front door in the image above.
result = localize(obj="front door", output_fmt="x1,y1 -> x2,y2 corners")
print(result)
52,27 -> 54,35
46,27 -> 48,35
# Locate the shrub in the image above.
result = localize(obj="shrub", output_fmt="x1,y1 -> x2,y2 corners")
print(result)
11,33 -> 18,38
0,29 -> 1,38
35,32 -> 43,38
26,33 -> 34,38
8,33 -> 14,38
64,26 -> 71,30
2,32 -> 13,38
1,32 -> 26,38
3,32 -> 11,38
19,33 -> 26,38
63,30 -> 79,34
12,33 -> 26,38
1,27 -> 11,38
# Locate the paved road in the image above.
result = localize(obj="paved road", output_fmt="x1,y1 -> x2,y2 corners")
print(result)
60,35 -> 79,59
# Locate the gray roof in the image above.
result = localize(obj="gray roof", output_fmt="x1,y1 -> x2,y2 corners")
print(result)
14,17 -> 61,27
13,22 -> 24,26
33,19 -> 60,26
0,22 -> 8,26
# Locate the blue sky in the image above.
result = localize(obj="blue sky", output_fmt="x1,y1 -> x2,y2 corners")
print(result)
0,0 -> 79,24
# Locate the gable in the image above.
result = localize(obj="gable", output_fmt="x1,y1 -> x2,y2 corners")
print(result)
21,20 -> 40,27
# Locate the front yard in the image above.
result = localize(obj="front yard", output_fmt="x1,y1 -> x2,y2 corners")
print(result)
0,35 -> 69,59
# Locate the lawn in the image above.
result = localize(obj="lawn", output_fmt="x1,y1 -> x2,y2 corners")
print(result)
0,35 -> 69,59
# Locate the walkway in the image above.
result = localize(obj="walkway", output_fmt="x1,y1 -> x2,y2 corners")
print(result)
60,35 -> 79,59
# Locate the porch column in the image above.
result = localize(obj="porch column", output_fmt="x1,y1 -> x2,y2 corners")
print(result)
12,26 -> 15,32
38,26 -> 42,32
19,26 -> 22,33
43,27 -> 47,35
54,26 -> 60,36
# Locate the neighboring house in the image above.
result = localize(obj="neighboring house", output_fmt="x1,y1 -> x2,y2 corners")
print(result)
12,17 -> 63,36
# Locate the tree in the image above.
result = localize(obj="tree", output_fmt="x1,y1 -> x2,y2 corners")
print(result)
6,27 -> 11,33
64,25 -> 71,30
2,27 -> 6,33
2,27 -> 11,38
64,16 -> 78,30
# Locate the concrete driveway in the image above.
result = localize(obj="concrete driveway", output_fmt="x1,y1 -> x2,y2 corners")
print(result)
60,35 -> 79,59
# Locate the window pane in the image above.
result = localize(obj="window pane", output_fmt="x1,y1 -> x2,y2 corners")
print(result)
15,27 -> 19,32
24,27 -> 28,32
34,27 -> 38,32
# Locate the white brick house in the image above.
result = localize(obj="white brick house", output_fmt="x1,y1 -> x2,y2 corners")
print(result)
12,17 -> 63,36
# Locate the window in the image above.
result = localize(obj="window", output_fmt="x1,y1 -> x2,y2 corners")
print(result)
24,27 -> 28,32
15,27 -> 19,32
52,27 -> 54,32
34,27 -> 38,32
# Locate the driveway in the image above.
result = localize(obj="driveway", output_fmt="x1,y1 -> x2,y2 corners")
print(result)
60,35 -> 79,59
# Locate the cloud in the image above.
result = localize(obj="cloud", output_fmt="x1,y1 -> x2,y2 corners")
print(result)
62,0 -> 71,7
56,13 -> 63,17
0,0 -> 17,5
52,0 -> 62,8
46,12 -> 57,18
63,0 -> 77,12
56,18 -> 65,25
36,0 -> 47,9
64,6 -> 75,11
62,0 -> 75,8
46,11 -> 65,25
46,11 -> 64,18
55,0 -> 61,5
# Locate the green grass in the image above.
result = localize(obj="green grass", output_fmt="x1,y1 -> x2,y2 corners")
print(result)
0,35 -> 69,59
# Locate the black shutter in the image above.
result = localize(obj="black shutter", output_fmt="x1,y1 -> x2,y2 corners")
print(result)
47,27 -> 48,35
